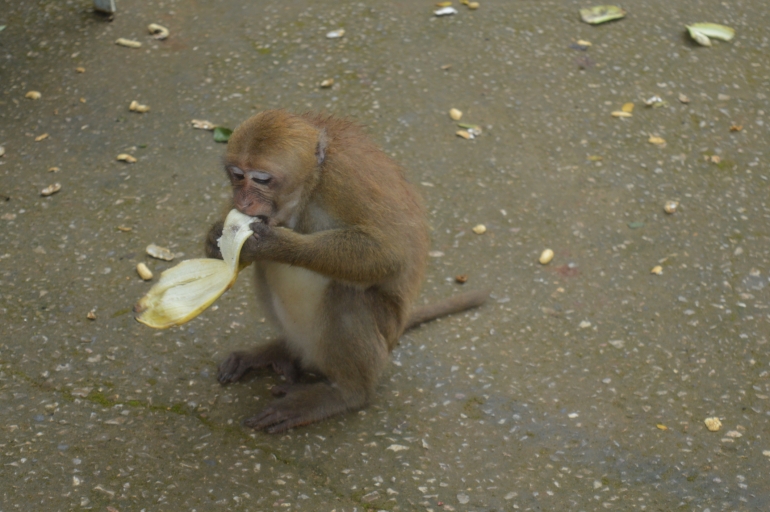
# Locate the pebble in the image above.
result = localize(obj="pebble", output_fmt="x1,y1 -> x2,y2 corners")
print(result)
651,265 -> 663,275
191,119 -> 215,130
129,100 -> 150,113
146,243 -> 175,261
136,263 -> 153,280
41,183 -> 61,196
704,417 -> 722,432
25,91 -> 42,100
472,224 -> 486,234
117,153 -> 137,163
435,7 -> 458,16
539,249 -> 554,265
449,108 -> 463,120
148,23 -> 169,40
116,38 -> 142,48
664,200 -> 678,214
456,129 -> 472,139
643,96 -> 663,107
648,135 -> 666,146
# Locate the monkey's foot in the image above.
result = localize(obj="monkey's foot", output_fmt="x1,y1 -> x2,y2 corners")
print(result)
218,351 -> 258,384
217,344 -> 299,384
244,382 -> 364,433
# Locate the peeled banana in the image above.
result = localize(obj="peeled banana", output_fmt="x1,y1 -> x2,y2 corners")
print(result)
134,209 -> 255,329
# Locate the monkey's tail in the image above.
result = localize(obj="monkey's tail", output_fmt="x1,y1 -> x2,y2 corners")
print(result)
405,288 -> 490,331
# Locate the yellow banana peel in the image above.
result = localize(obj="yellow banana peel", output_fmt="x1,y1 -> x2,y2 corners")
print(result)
134,209 -> 255,329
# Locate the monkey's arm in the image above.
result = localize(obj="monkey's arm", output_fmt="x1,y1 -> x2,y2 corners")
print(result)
245,222 -> 402,283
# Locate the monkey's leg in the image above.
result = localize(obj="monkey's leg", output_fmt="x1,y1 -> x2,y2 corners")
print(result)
244,287 -> 391,433
217,338 -> 300,384
243,378 -> 366,433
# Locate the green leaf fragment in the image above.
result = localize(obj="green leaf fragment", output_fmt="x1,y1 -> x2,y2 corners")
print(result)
0,26 -> 6,33
689,23 -> 735,41
457,123 -> 481,130
686,23 -> 735,47
580,5 -> 626,25
627,222 -> 645,229
213,126 -> 232,143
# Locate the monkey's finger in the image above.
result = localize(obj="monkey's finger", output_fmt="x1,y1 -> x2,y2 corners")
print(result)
217,352 -> 254,384
238,234 -> 261,264
204,220 -> 225,259
265,413 -> 317,434
244,407 -> 309,433
243,234 -> 260,248
243,407 -> 286,431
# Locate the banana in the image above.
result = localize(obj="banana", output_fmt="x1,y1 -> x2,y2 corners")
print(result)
134,209 -> 255,329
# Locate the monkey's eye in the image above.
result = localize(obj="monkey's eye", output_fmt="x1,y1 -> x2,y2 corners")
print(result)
251,171 -> 272,185
229,167 -> 245,181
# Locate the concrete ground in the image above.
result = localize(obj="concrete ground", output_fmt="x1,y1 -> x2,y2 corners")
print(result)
1,0 -> 769,510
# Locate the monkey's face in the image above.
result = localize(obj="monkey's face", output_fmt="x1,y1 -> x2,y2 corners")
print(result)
223,110 -> 323,227
224,154 -> 315,228
225,164 -> 276,222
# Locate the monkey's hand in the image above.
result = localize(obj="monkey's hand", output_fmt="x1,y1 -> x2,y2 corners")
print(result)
204,220 -> 225,259
236,221 -> 271,264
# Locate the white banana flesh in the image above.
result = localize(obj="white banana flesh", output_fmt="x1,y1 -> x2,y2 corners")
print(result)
134,209 -> 255,329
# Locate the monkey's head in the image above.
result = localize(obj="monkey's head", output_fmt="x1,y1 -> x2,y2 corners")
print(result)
224,110 -> 327,226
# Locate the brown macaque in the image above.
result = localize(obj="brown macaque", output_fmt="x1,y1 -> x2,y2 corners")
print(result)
206,110 -> 488,433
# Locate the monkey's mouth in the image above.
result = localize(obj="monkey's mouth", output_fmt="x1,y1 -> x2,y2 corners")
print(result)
255,215 -> 269,224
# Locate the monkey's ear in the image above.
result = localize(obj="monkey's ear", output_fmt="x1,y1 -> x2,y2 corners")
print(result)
315,129 -> 328,166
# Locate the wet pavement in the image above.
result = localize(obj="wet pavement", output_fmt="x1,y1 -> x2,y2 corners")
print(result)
2,0 -> 770,510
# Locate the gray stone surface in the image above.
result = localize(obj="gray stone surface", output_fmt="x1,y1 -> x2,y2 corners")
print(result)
1,0 -> 769,510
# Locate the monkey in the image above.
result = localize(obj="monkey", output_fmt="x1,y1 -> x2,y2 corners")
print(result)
205,110 -> 488,433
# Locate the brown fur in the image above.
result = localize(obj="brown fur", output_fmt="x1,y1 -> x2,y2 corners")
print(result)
206,110 -> 487,432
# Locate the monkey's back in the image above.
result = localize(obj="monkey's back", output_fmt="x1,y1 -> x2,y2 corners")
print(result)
302,113 -> 430,342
